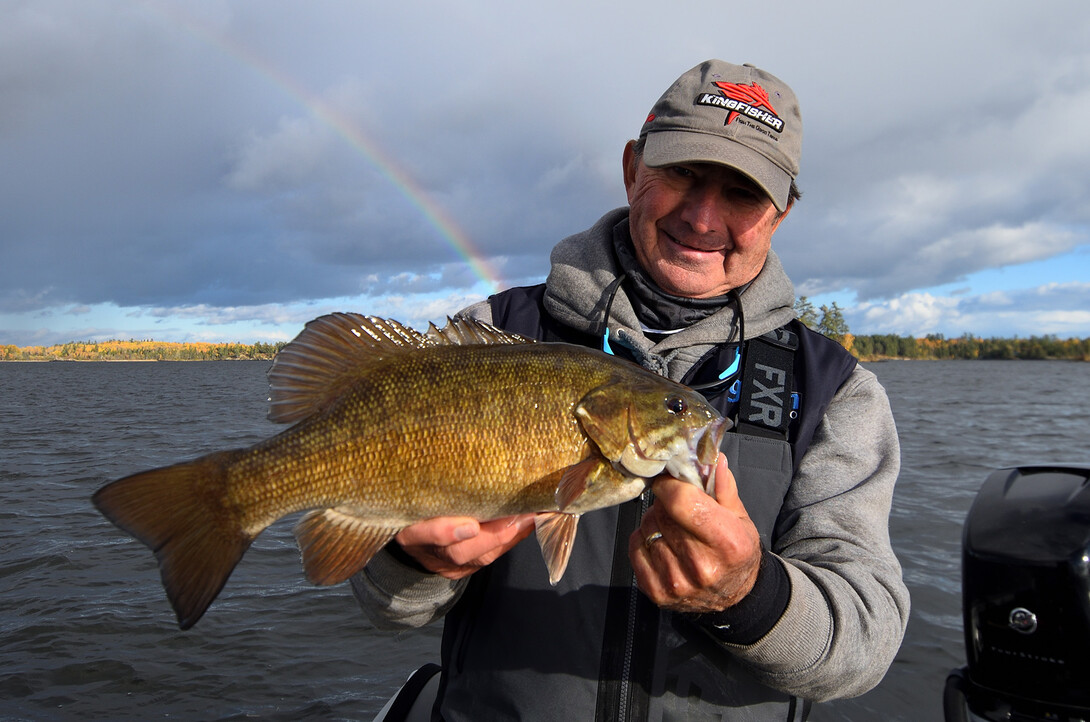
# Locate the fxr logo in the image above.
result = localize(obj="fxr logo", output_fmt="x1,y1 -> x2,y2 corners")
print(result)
747,363 -> 785,426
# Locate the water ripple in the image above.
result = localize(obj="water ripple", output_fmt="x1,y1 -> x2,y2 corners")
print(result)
2,360 -> 1088,721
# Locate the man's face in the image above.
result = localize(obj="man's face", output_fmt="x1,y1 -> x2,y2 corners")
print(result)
622,141 -> 790,299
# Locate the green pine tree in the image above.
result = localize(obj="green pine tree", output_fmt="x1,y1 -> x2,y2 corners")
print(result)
794,296 -> 818,329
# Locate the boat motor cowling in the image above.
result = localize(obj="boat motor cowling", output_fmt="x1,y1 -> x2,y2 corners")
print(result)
944,465 -> 1090,722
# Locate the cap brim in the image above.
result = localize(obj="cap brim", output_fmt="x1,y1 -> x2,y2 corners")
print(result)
642,130 -> 791,211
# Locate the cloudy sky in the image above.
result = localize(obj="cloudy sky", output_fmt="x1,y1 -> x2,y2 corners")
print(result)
3,0 -> 1089,347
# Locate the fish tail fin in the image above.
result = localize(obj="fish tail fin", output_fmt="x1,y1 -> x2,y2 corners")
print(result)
92,451 -> 252,629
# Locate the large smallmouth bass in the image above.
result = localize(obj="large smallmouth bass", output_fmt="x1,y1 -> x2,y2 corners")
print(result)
93,314 -> 728,629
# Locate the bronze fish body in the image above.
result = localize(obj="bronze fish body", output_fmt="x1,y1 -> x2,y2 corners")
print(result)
93,313 -> 728,629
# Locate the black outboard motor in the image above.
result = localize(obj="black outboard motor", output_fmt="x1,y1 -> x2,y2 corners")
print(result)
944,465 -> 1090,722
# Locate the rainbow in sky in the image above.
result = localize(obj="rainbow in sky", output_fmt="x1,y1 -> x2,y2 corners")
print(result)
147,1 -> 504,294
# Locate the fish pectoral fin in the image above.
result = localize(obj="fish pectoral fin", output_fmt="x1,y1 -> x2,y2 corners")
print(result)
534,512 -> 581,586
294,508 -> 400,586
555,456 -> 611,510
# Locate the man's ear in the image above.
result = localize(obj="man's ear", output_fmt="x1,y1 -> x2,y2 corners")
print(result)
622,140 -> 639,199
771,199 -> 793,232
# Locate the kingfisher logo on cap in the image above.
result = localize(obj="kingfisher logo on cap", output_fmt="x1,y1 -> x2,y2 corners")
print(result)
695,82 -> 784,133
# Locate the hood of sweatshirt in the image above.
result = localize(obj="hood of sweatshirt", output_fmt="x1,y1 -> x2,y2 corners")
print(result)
542,207 -> 797,381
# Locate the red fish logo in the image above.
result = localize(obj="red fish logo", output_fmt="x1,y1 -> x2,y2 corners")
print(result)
713,82 -> 777,125
695,81 -> 784,133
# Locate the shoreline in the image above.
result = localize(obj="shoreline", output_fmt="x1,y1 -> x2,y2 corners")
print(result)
3,356 -> 1086,364
0,357 -> 274,363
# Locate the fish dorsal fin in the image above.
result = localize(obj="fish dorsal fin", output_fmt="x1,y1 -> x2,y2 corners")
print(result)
268,313 -> 533,424
268,313 -> 429,424
425,316 -> 534,346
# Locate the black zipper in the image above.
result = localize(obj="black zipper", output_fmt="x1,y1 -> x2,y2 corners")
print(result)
595,490 -> 658,722
615,490 -> 650,720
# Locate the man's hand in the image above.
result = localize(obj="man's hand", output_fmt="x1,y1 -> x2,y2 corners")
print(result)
394,514 -> 537,580
629,454 -> 762,613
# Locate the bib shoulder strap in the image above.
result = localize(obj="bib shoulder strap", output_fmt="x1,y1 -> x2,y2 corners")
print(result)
736,328 -> 799,439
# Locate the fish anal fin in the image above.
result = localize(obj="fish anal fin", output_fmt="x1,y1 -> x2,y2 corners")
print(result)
91,451 -> 253,630
534,512 -> 581,585
294,507 -> 400,585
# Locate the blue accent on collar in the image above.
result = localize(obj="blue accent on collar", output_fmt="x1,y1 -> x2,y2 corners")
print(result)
718,347 -> 741,380
603,327 -> 615,356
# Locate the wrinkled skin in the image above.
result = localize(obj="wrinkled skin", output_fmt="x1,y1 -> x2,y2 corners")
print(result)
629,454 -> 761,612
396,454 -> 762,613
622,141 -> 790,299
395,514 -> 537,580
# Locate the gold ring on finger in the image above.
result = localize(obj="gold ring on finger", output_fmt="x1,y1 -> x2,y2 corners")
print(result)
644,531 -> 664,549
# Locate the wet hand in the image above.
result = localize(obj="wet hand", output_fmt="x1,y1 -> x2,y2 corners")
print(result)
395,514 -> 537,580
629,454 -> 762,613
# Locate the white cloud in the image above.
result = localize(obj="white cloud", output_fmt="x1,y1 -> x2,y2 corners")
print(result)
855,293 -> 964,338
2,0 -> 1090,343
918,222 -> 1078,272
852,282 -> 1090,338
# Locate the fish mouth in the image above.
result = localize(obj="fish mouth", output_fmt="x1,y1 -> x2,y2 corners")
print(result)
619,415 -> 730,488
675,415 -> 730,488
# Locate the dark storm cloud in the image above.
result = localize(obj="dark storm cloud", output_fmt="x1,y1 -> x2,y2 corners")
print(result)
1,0 -> 1088,342
775,12 -> 1090,301
0,0 -> 630,318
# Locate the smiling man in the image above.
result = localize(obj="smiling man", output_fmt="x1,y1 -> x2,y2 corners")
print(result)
623,146 -> 791,299
354,60 -> 909,721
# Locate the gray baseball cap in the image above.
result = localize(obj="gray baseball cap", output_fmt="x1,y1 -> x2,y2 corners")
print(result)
639,60 -> 802,211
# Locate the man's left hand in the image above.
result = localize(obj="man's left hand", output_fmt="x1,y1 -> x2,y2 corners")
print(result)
628,453 -> 762,613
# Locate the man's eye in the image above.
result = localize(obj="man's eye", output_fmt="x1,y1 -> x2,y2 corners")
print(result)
726,186 -> 760,202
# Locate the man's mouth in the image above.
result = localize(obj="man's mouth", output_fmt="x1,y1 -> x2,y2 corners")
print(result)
663,229 -> 728,254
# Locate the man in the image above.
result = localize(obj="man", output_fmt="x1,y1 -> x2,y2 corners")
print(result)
354,59 -> 909,721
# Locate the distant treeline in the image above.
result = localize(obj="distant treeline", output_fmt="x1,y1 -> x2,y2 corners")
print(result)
2,339 -> 286,362
847,333 -> 1090,362
793,297 -> 1090,361
3,332 -> 1088,363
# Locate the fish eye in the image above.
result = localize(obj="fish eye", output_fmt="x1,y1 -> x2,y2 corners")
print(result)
666,396 -> 687,415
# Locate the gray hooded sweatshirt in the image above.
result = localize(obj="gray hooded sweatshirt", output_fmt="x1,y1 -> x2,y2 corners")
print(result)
353,208 -> 909,719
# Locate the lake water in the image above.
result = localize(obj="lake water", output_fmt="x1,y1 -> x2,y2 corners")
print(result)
2,359 -> 1089,721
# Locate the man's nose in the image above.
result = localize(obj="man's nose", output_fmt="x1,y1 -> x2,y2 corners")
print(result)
679,184 -> 725,235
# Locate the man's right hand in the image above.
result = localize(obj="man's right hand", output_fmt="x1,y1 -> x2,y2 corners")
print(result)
394,514 -> 537,579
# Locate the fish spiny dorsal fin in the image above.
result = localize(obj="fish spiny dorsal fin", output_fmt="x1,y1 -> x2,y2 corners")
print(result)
268,313 -> 430,424
425,316 -> 535,346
